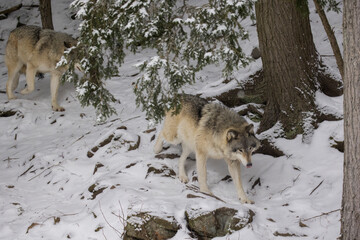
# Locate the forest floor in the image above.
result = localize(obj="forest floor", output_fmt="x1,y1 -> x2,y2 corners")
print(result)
0,0 -> 344,239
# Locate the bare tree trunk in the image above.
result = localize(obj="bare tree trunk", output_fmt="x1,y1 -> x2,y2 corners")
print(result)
39,0 -> 54,30
313,0 -> 344,79
255,1 -> 317,138
254,0 -> 342,139
341,1 -> 360,239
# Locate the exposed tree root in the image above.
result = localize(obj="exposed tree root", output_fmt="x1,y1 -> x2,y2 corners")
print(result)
212,68 -> 342,142
255,139 -> 284,157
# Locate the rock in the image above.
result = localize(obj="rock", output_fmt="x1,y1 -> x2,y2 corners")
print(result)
154,153 -> 180,159
0,109 -> 18,117
329,136 -> 344,153
87,134 -> 114,158
0,14 -> 7,20
124,213 -> 180,240
88,183 -> 107,200
146,164 -> 176,179
255,138 -> 284,157
185,207 -> 254,239
251,47 -> 261,59
128,135 -> 141,151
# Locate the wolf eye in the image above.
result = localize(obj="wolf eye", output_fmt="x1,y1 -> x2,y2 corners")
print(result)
237,149 -> 243,153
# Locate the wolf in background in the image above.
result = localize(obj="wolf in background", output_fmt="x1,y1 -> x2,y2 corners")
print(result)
5,25 -> 78,111
154,95 -> 260,203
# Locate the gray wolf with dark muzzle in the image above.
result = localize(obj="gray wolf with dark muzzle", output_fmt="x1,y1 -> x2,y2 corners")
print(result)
154,94 -> 260,203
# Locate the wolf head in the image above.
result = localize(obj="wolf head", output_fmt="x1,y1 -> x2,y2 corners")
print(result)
60,34 -> 83,72
225,124 -> 260,168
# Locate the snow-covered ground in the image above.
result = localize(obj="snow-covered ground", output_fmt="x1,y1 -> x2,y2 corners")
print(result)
0,1 -> 344,239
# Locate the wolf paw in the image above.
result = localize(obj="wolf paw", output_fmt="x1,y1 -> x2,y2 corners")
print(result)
240,197 -> 254,204
153,144 -> 163,154
8,95 -> 16,100
179,174 -> 189,183
52,105 -> 65,112
20,88 -> 34,95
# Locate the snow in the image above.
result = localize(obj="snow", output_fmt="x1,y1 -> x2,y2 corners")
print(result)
0,0 -> 343,240
214,24 -> 227,34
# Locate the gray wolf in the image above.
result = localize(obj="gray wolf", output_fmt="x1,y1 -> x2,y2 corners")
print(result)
5,25 -> 78,111
154,95 -> 260,203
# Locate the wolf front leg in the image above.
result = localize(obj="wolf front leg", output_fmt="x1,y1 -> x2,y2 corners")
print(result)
225,159 -> 254,204
178,144 -> 191,183
50,73 -> 65,111
196,150 -> 213,195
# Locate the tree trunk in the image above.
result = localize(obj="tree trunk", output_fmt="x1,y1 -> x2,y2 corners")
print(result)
255,0 -> 341,139
341,1 -> 360,239
313,0 -> 344,79
39,0 -> 54,30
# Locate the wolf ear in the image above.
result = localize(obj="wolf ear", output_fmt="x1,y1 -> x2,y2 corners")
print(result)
226,129 -> 238,142
245,124 -> 254,134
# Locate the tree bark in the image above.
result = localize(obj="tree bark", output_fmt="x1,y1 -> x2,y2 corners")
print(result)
39,0 -> 54,30
255,0 -> 341,139
341,1 -> 360,239
313,0 -> 344,79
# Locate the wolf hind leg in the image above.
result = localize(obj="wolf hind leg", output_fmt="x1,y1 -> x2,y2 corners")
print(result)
6,61 -> 23,100
154,130 -> 165,154
21,64 -> 36,95
178,144 -> 191,183
154,115 -> 181,153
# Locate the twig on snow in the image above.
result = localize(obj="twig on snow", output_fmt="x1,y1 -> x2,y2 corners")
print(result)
309,180 -> 324,196
99,201 -> 123,238
28,163 -> 62,181
302,209 -> 340,222
279,174 -> 300,194
0,3 -> 22,15
18,165 -> 34,178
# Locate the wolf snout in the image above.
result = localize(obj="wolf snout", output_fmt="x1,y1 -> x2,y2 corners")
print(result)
246,163 -> 252,168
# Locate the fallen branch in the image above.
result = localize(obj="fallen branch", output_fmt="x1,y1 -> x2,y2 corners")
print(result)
22,4 -> 40,8
18,165 -> 34,178
2,157 -> 19,162
279,174 -> 300,194
302,209 -> 340,222
121,115 -> 141,123
0,4 -> 22,15
186,184 -> 226,203
40,210 -> 82,225
313,0 -> 343,79
309,180 -> 324,195
99,201 -> 123,238
110,201 -> 127,235
72,131 -> 90,144
28,163 -> 62,181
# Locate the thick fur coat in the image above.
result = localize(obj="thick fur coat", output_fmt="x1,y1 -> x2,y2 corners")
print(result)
5,25 -> 77,111
154,95 -> 260,203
